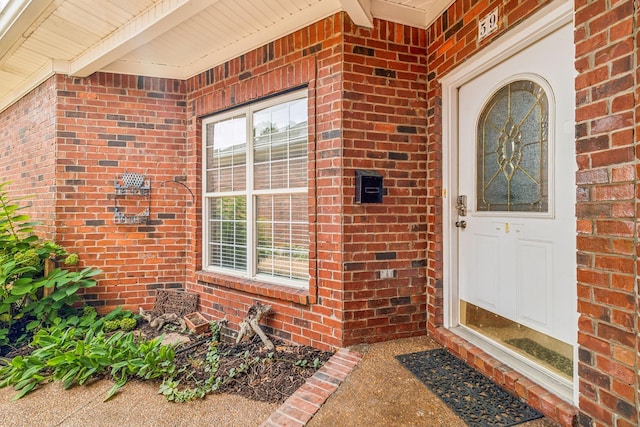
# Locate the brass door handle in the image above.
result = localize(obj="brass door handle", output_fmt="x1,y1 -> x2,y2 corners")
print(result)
455,220 -> 467,229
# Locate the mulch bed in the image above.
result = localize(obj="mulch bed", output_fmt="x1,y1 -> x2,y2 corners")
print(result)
3,321 -> 333,404
170,332 -> 332,402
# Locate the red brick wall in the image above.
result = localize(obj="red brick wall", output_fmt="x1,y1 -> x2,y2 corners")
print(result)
185,13 -> 429,350
574,1 -> 638,426
636,3 -> 640,426
54,73 -> 189,310
428,1 -> 640,426
5,5 -> 638,424
341,18 -> 428,345
1,13 -> 430,352
186,14 -> 345,350
0,77 -> 57,239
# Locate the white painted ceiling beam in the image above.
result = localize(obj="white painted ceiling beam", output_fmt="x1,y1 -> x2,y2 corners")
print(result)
69,0 -> 218,77
100,60 -> 185,80
340,0 -> 373,28
424,0 -> 455,27
0,0 -> 458,113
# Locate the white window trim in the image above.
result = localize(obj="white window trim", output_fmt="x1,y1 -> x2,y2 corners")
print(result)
201,89 -> 309,289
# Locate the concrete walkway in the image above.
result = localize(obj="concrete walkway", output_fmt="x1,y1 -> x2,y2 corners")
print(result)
307,336 -> 556,427
0,336 -> 558,426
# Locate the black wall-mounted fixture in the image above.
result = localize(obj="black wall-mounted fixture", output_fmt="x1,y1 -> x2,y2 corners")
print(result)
355,169 -> 383,203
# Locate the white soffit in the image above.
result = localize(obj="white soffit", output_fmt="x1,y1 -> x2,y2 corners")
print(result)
0,0 -> 452,112
103,0 -> 344,79
373,0 -> 454,28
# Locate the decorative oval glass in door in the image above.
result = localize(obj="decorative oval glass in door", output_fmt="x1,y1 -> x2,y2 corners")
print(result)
477,80 -> 548,212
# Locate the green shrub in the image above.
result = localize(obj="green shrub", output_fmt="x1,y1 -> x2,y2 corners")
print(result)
0,311 -> 175,401
0,181 -> 101,348
102,306 -> 135,321
103,320 -> 120,333
82,305 -> 96,317
118,318 -> 137,331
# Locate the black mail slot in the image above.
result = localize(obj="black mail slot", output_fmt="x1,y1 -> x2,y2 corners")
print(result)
355,169 -> 383,203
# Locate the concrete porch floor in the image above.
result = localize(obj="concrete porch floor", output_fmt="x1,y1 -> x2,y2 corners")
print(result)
0,336 -> 559,426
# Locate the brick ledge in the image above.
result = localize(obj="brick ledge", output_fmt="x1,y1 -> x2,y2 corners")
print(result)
260,348 -> 362,427
432,327 -> 578,427
197,270 -> 310,305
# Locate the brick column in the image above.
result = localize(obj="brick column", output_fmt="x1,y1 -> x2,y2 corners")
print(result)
574,1 -> 639,426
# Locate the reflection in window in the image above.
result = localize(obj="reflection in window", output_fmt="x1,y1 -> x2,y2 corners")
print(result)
206,116 -> 246,193
461,301 -> 573,380
477,80 -> 549,212
254,98 -> 308,191
203,92 -> 309,287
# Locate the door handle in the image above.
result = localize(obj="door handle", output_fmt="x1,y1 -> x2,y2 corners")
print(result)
455,220 -> 467,229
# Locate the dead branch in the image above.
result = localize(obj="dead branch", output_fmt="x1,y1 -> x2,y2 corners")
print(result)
139,307 -> 186,331
235,303 -> 274,350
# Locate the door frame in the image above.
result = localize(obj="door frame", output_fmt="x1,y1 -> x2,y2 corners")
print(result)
440,0 -> 577,403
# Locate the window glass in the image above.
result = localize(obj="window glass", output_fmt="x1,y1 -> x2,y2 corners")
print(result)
477,80 -> 549,212
206,116 -> 246,193
253,99 -> 308,191
204,92 -> 309,286
208,197 -> 247,270
256,194 -> 308,281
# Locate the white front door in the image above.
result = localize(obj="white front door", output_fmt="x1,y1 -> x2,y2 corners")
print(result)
454,21 -> 576,388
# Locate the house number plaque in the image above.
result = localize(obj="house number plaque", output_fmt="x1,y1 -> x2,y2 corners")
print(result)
478,8 -> 498,41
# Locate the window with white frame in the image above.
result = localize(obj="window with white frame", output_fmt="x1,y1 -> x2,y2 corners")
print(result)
203,91 -> 309,287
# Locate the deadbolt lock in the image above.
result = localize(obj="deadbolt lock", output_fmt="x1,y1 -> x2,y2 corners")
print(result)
456,195 -> 467,216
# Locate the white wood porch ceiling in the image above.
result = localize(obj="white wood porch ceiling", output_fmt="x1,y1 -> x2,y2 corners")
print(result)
0,0 -> 452,112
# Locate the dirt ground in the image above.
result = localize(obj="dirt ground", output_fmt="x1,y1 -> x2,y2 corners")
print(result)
167,331 -> 333,402
2,320 -> 333,405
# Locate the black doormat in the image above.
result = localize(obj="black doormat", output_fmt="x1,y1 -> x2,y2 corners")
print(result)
396,349 -> 543,427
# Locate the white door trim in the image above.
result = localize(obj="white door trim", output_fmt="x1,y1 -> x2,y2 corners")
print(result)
440,0 -> 576,403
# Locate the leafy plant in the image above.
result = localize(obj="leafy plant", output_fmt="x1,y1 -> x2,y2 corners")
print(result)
209,319 -> 222,342
158,319 -> 229,402
294,357 -> 321,369
100,308 -> 137,333
118,318 -> 137,332
103,320 -> 120,333
0,307 -> 175,401
0,181 -> 101,348
101,306 -> 135,322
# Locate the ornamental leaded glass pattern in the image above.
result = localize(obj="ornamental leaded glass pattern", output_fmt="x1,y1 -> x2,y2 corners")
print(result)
477,80 -> 549,212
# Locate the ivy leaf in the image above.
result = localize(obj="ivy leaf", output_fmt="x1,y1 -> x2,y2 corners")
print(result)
46,356 -> 68,367
80,268 -> 102,278
50,290 -> 68,302
61,366 -> 80,389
